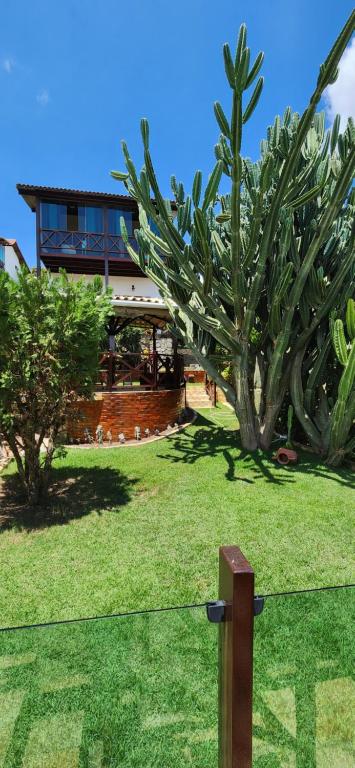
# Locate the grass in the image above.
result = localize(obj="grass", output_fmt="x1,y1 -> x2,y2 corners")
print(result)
0,405 -> 354,765
0,588 -> 353,766
0,405 -> 354,628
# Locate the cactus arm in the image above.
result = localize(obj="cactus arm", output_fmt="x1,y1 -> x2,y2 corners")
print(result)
304,335 -> 331,414
266,145 -> 355,402
243,12 -> 355,338
295,234 -> 355,355
125,235 -> 240,353
290,349 -> 324,451
326,340 -> 355,463
230,92 -> 243,325
165,298 -> 238,408
346,298 -> 355,339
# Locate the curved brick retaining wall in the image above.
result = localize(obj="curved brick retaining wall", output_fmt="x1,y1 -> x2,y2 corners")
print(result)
68,389 -> 185,442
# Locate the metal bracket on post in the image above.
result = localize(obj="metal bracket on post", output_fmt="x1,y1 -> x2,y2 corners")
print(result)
253,596 -> 265,616
207,597 -> 264,622
206,599 -> 226,623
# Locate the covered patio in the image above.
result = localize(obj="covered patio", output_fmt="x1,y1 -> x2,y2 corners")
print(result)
98,295 -> 185,392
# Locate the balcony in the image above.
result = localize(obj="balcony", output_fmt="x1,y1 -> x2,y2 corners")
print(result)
39,229 -> 141,276
37,199 -> 143,276
40,228 -> 137,259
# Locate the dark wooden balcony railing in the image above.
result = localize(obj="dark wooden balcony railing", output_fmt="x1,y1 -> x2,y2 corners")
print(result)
98,351 -> 185,391
39,229 -> 137,259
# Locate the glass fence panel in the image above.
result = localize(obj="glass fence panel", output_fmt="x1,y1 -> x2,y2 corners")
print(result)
253,586 -> 355,767
0,606 -> 217,767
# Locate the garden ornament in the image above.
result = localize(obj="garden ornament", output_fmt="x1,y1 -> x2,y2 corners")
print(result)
273,447 -> 298,466
84,428 -> 93,444
134,426 -> 141,440
118,433 -> 125,444
96,424 -> 104,445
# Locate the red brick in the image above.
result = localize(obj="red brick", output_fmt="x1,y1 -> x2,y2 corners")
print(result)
67,389 -> 184,441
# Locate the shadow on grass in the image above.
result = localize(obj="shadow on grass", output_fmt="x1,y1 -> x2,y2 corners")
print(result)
160,412 -> 355,488
0,465 -> 137,532
253,587 -> 354,765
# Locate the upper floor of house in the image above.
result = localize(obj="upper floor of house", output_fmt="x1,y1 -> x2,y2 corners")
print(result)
0,237 -> 27,279
17,183 -> 163,280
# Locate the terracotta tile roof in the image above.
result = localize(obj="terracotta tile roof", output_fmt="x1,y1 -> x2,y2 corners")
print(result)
17,184 -> 177,211
0,237 -> 27,266
17,183 -> 133,201
112,295 -> 165,305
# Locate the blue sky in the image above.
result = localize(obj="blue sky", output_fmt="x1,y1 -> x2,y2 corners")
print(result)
1,0 -> 354,266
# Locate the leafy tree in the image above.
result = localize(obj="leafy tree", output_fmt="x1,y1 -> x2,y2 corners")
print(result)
112,14 -> 355,455
116,324 -> 144,353
0,269 -> 112,504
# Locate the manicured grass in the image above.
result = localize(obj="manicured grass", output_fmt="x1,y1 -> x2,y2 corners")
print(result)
0,406 -> 354,628
0,407 -> 353,765
0,587 -> 353,766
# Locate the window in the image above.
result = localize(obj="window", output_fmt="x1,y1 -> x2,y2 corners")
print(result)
80,206 -> 103,233
0,244 -> 4,270
148,216 -> 160,236
108,208 -> 133,236
40,202 -> 103,233
40,202 -> 66,230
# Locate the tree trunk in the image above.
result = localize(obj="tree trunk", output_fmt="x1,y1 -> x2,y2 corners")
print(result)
233,347 -> 258,451
258,397 -> 284,451
25,448 -> 44,505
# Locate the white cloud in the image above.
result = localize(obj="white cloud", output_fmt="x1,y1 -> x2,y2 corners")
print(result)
324,38 -> 355,128
36,88 -> 50,106
2,57 -> 15,74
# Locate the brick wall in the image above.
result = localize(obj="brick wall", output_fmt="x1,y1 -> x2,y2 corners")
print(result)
184,369 -> 205,383
68,389 -> 184,441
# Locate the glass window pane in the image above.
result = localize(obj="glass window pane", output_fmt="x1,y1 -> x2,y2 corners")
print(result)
108,209 -> 133,236
0,244 -> 4,269
40,202 -> 67,230
67,205 -> 78,232
78,206 -> 103,233
148,216 -> 160,236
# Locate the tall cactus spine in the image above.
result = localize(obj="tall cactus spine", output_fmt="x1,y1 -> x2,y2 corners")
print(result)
111,12 -> 355,457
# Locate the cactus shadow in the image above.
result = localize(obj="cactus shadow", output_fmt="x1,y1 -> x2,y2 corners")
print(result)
160,413 -> 354,489
159,413 -> 294,485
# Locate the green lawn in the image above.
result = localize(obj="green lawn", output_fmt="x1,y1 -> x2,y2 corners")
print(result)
0,588 -> 353,766
0,406 -> 354,627
0,406 -> 354,766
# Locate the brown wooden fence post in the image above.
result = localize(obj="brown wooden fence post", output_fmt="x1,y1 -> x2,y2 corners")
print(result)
219,545 -> 254,768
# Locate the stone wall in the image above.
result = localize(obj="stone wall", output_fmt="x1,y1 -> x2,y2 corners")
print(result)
68,389 -> 185,442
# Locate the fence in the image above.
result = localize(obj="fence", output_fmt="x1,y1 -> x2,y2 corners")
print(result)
98,351 -> 185,391
0,548 -> 353,766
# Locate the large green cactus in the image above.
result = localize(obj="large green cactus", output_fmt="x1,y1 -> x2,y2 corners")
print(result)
112,13 -> 355,452
291,299 -> 355,465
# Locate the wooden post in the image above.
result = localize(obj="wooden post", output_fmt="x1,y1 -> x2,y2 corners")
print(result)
103,206 -> 109,289
219,546 -> 254,768
35,199 -> 41,276
152,351 -> 158,389
107,353 -> 114,391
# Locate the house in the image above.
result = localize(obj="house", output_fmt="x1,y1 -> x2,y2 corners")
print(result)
17,183 -> 193,440
0,237 -> 27,278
